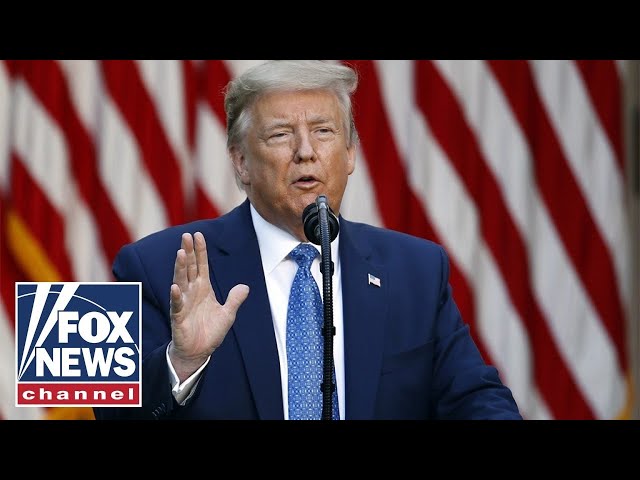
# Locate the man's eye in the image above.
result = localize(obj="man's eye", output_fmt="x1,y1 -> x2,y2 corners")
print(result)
267,132 -> 286,141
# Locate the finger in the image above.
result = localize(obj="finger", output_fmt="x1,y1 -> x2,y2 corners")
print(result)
169,283 -> 183,318
183,233 -> 198,283
173,248 -> 188,292
223,284 -> 250,315
193,232 -> 210,279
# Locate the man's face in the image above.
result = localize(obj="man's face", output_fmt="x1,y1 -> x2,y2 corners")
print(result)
231,89 -> 356,241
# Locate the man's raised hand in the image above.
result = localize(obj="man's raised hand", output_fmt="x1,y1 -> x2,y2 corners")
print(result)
169,231 -> 249,382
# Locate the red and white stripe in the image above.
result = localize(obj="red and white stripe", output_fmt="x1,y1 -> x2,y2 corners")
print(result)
0,60 -> 633,420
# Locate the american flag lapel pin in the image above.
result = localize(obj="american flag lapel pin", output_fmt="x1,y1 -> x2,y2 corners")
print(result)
368,273 -> 381,287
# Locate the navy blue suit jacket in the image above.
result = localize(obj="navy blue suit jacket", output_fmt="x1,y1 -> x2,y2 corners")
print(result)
94,199 -> 521,420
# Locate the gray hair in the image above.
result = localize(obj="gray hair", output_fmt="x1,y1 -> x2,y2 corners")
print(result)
224,60 -> 360,149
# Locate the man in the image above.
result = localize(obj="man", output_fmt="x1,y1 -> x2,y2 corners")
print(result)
93,60 -> 522,420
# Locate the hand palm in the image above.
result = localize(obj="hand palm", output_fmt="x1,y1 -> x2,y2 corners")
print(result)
168,231 -> 249,381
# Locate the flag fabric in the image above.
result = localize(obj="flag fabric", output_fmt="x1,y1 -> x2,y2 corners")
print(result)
0,60 -> 633,420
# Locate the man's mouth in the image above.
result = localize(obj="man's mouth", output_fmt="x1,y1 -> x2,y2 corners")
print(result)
294,175 -> 319,185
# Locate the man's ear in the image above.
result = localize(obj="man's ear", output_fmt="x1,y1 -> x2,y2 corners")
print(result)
346,143 -> 356,176
229,146 -> 250,185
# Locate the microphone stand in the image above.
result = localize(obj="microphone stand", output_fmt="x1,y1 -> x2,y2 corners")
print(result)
302,195 -> 339,420
315,195 -> 336,421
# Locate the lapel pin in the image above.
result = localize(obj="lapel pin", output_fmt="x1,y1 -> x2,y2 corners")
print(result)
368,273 -> 381,287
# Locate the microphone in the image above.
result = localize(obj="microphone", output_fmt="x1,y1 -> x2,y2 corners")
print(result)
302,195 -> 339,245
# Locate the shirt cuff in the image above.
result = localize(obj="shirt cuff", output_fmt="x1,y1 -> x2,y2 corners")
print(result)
166,342 -> 211,405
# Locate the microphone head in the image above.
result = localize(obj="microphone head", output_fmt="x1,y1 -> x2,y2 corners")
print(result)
302,202 -> 320,244
302,196 -> 339,245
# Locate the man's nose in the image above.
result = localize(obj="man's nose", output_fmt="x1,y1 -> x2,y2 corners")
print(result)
294,130 -> 316,163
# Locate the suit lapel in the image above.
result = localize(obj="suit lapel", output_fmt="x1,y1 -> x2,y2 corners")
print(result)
206,200 -> 284,420
339,219 -> 388,420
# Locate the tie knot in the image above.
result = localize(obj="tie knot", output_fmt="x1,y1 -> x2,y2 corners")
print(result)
289,243 -> 319,270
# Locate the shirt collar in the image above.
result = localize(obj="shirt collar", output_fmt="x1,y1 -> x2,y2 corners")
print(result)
250,202 -> 340,275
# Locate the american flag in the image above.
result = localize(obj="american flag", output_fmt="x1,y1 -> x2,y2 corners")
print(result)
0,60 -> 635,420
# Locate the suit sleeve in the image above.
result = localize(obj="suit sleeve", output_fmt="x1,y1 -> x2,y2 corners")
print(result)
93,244 -> 177,420
430,246 -> 523,420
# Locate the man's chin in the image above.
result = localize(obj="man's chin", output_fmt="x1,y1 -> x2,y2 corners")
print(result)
299,190 -> 327,207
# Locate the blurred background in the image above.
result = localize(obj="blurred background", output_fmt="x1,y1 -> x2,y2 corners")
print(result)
0,60 -> 637,420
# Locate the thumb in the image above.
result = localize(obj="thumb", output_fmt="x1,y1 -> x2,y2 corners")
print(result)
224,284 -> 250,314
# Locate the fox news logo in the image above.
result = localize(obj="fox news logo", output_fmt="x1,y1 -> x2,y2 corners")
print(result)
16,282 -> 141,407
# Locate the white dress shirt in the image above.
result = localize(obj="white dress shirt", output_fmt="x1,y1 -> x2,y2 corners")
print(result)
168,204 -> 345,419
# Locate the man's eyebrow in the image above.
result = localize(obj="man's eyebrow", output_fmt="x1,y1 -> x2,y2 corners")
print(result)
262,116 -> 337,129
262,120 -> 292,130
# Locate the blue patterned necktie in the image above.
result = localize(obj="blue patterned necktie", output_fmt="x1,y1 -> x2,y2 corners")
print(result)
287,243 -> 340,420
